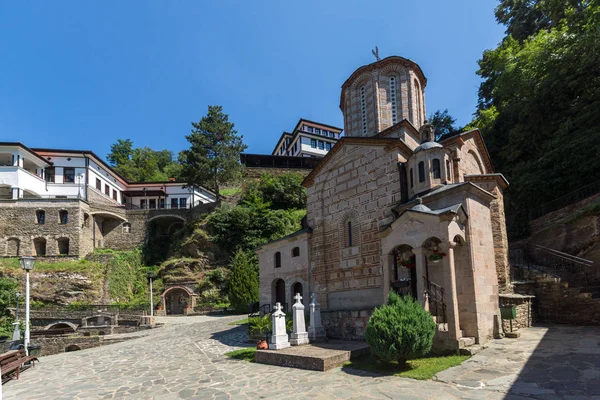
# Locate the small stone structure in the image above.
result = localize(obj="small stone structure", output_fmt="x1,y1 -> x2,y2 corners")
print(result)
160,283 -> 198,315
308,293 -> 326,342
269,303 -> 290,350
290,293 -> 309,346
499,294 -> 534,332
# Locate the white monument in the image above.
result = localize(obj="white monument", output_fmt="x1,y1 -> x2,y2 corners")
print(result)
308,293 -> 326,342
290,293 -> 309,346
269,302 -> 290,350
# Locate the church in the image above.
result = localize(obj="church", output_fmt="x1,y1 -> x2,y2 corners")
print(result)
257,55 -> 510,351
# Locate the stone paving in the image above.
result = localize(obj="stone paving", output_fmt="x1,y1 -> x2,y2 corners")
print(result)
3,315 -> 600,399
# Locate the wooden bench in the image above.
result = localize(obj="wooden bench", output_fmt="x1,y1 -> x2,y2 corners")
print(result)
0,349 -> 39,381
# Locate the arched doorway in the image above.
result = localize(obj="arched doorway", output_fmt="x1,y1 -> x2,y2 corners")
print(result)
162,286 -> 193,315
291,282 -> 303,305
33,237 -> 46,256
65,345 -> 81,352
272,279 -> 285,306
391,244 -> 417,298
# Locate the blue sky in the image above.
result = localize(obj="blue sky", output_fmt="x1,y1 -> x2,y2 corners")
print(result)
0,1 -> 505,159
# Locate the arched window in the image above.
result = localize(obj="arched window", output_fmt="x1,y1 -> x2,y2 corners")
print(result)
410,168 -> 414,188
347,221 -> 353,247
418,161 -> 425,182
57,238 -> 69,255
360,86 -> 367,135
274,252 -> 281,268
33,237 -> 46,256
36,210 -> 45,225
122,222 -> 131,234
414,79 -> 422,127
446,160 -> 451,182
292,247 -> 300,257
59,210 -> 68,225
432,159 -> 441,179
389,76 -> 398,124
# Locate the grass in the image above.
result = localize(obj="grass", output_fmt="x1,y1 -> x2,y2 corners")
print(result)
342,354 -> 469,380
228,318 -> 250,326
225,348 -> 256,362
220,187 -> 241,196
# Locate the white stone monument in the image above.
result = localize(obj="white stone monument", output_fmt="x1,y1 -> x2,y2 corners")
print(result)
290,293 -> 309,346
269,302 -> 290,350
308,293 -> 326,342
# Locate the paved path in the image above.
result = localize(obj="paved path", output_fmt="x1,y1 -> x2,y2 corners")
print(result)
3,316 -> 600,399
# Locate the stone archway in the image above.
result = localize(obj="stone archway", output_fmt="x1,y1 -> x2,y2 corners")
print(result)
44,321 -> 78,332
161,285 -> 196,315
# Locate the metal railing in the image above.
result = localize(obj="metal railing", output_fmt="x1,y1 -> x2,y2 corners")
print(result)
511,244 -> 595,291
530,180 -> 600,220
425,279 -> 447,324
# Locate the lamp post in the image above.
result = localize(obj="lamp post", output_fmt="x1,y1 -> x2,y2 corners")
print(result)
148,271 -> 156,317
19,256 -> 35,356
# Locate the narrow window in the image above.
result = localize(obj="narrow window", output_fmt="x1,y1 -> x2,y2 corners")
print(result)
310,139 -> 317,148
159,198 -> 165,209
432,159 -> 441,179
292,247 -> 300,257
122,222 -> 131,233
348,221 -> 353,247
149,199 -> 156,209
96,178 -> 101,190
361,86 -> 367,135
140,199 -> 147,209
112,190 -> 117,201
389,76 -> 397,124
36,210 -> 45,225
275,252 -> 281,268
64,168 -> 75,183
171,198 -> 178,209
446,160 -> 451,182
45,168 -> 55,183
318,141 -> 324,150
315,128 -> 321,135
59,210 -> 68,225
418,161 -> 425,182
104,184 -> 110,196
179,198 -> 187,209
410,168 -> 414,188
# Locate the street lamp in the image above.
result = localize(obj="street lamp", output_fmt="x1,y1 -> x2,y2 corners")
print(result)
19,256 -> 35,356
147,271 -> 156,317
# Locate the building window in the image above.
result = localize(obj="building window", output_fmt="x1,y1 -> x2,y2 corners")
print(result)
171,198 -> 178,209
318,141 -> 324,150
96,178 -> 101,190
46,168 -> 55,183
389,76 -> 398,124
292,247 -> 300,257
347,221 -> 353,247
410,168 -> 414,188
36,210 -> 45,225
64,168 -> 75,183
310,139 -> 317,148
159,198 -> 165,209
418,161 -> 425,182
307,126 -> 314,133
446,160 -> 451,182
315,128 -> 321,135
179,198 -> 187,209
57,238 -> 69,255
275,252 -> 281,268
149,199 -> 156,209
432,159 -> 441,179
361,86 -> 367,135
112,190 -> 117,201
104,184 -> 110,196
59,210 -> 68,225
140,199 -> 147,209
325,142 -> 332,151
122,222 -> 131,233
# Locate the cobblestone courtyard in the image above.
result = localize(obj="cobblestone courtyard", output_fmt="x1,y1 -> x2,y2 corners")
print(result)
3,315 -> 600,399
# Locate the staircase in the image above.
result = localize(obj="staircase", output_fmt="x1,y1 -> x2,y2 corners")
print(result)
511,244 -> 600,325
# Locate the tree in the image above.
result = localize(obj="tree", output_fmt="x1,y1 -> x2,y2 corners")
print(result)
240,173 -> 306,210
0,278 -> 18,338
364,292 -> 436,366
428,109 -> 461,141
228,250 -> 259,313
180,105 -> 247,198
107,140 -> 181,182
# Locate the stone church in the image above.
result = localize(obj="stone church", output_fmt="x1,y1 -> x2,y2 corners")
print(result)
257,55 -> 510,351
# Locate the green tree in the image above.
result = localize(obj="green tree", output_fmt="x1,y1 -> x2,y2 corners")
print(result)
0,278 -> 18,338
228,250 -> 259,313
180,105 -> 247,198
428,109 -> 461,140
107,140 -> 181,182
240,173 -> 306,210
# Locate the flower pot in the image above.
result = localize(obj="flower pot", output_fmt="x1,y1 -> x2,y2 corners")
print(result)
432,259 -> 441,264
256,339 -> 268,350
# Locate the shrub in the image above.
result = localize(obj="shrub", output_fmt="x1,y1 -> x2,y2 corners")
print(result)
249,315 -> 271,338
364,292 -> 436,366
227,250 -> 259,313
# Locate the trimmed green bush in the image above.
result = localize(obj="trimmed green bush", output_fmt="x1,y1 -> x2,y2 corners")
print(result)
364,292 -> 436,366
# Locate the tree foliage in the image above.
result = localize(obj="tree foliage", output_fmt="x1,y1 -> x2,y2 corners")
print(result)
472,0 -> 600,237
0,277 -> 18,338
107,139 -> 182,182
228,250 -> 259,313
180,105 -> 247,197
428,109 -> 461,140
240,173 -> 306,210
364,292 -> 436,365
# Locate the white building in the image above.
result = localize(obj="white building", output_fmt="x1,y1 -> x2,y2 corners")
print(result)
272,119 -> 342,158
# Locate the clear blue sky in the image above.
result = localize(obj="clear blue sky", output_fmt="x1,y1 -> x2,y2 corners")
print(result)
0,1 -> 504,159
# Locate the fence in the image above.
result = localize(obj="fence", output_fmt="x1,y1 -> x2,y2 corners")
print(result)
529,180 -> 600,220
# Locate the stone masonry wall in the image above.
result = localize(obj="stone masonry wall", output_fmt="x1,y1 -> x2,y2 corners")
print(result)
321,308 -> 373,340
499,294 -> 534,332
244,167 -> 312,180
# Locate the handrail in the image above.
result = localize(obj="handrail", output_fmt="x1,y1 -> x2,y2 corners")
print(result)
530,179 -> 600,220
533,245 -> 593,266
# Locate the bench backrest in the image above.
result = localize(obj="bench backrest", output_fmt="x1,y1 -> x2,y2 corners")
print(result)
0,349 -> 25,366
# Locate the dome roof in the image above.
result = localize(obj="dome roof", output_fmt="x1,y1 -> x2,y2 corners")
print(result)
414,141 -> 443,154
411,197 -> 431,212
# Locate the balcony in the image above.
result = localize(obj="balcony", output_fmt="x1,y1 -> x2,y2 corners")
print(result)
0,166 -> 47,198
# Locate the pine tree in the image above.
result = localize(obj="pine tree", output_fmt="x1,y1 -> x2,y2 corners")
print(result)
228,250 -> 259,313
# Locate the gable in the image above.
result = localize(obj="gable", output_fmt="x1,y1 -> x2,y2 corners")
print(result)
440,129 -> 494,173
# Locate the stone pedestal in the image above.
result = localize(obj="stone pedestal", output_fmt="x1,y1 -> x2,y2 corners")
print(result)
269,302 -> 290,350
290,293 -> 309,346
308,293 -> 326,342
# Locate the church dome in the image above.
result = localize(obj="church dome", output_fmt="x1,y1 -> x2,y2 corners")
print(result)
411,198 -> 431,212
414,141 -> 443,154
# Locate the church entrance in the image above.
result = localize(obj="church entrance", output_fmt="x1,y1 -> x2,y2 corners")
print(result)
291,282 -> 303,305
391,245 -> 418,298
273,279 -> 285,307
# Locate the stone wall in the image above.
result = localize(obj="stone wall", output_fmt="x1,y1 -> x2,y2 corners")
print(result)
244,167 -> 312,180
321,308 -> 373,340
32,335 -> 108,357
499,294 -> 534,332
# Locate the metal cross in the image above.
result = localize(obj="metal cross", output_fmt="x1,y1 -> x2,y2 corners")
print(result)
372,46 -> 381,61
